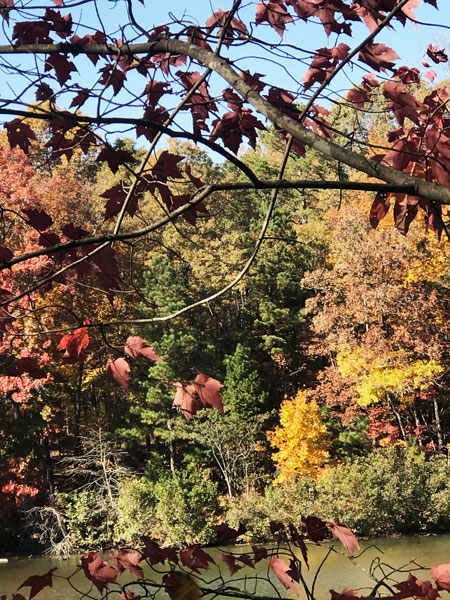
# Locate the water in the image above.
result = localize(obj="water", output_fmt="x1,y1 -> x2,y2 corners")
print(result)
0,535 -> 449,599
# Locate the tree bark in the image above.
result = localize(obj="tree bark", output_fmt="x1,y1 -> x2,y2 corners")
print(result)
74,363 -> 83,455
42,435 -> 55,496
388,394 -> 407,440
433,396 -> 444,452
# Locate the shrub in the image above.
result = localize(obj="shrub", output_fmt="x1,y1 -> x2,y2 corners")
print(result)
225,480 -> 315,542
62,491 -> 115,549
153,468 -> 219,546
115,477 -> 157,542
314,447 -> 450,536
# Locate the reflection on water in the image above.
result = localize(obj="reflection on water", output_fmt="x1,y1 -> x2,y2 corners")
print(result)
1,535 -> 449,599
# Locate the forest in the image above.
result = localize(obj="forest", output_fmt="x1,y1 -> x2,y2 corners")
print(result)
2,107 -> 450,555
1,0 -> 450,598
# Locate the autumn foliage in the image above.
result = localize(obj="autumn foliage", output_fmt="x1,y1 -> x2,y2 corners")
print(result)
0,0 -> 450,597
268,391 -> 330,483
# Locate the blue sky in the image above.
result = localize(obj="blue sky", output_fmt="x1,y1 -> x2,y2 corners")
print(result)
0,1 -> 448,150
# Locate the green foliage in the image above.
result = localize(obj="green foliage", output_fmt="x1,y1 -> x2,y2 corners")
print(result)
326,413 -> 371,460
115,468 -> 219,547
314,447 -> 450,536
222,344 -> 268,416
190,410 -> 271,497
225,480 -> 315,542
152,468 -> 219,546
62,491 -> 115,549
115,477 -> 157,542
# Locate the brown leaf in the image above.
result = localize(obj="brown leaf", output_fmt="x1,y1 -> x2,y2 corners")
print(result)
394,573 -> 439,600
163,572 -> 201,600
431,563 -> 450,592
111,550 -> 144,579
80,553 -> 118,593
125,336 -> 162,362
106,357 -> 130,389
370,192 -> 391,229
218,551 -> 241,576
270,556 -> 298,592
327,520 -> 359,557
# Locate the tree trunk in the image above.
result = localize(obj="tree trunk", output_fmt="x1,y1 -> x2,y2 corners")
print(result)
388,394 -> 407,440
12,400 -> 20,421
74,363 -> 83,454
42,435 -> 55,496
412,403 -> 422,448
167,420 -> 175,473
433,396 -> 444,452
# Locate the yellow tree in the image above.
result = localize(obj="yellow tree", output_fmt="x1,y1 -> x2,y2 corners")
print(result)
268,391 -> 330,484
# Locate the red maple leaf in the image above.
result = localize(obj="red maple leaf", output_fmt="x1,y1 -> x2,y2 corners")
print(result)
99,64 -> 127,95
11,356 -> 46,379
18,568 -> 57,600
179,546 -> 215,573
427,45 -> 448,64
100,184 -> 129,220
172,374 -> 224,419
35,82 -> 54,101
23,208 -> 53,231
71,31 -> 106,64
111,550 -> 144,579
70,88 -> 90,109
431,563 -> 450,592
144,80 -> 171,107
0,245 -> 13,262
347,87 -> 370,109
57,323 -> 89,362
45,54 -> 78,85
96,147 -> 136,174
0,0 -> 13,24
185,163 -> 204,189
205,8 -> 247,46
252,546 -> 268,563
255,0 -> 293,37
106,357 -> 130,388
124,336 -> 162,362
5,119 -> 37,153
218,552 -> 241,576
152,150 -> 184,181
80,552 -> 118,593
140,537 -> 178,565
370,192 -> 391,229
212,523 -> 245,542
173,382 -> 199,419
301,515 -> 329,542
394,194 -> 419,235
394,573 -> 439,600
13,21 -> 52,44
62,223 -> 88,240
270,556 -> 298,592
330,588 -> 366,600
43,8 -> 73,38
359,43 -> 399,72
327,520 -> 359,557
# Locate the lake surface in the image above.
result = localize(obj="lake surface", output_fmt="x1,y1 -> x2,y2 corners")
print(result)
1,534 -> 449,599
